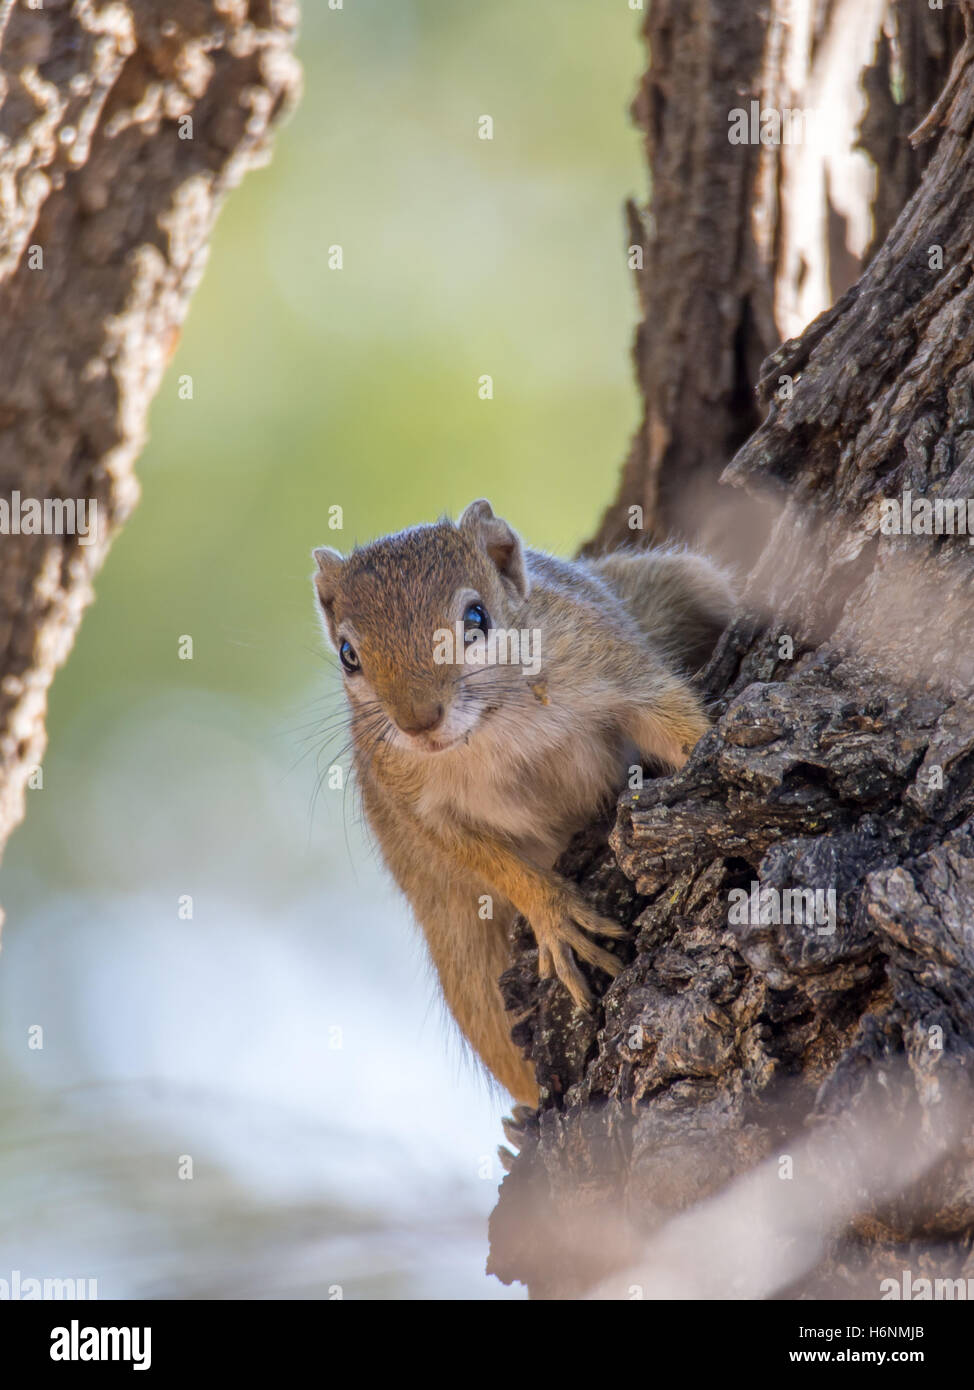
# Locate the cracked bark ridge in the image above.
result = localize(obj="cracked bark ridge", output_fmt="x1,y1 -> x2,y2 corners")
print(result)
0,0 -> 299,873
491,10 -> 974,1298
587,1 -> 958,575
585,0 -> 776,569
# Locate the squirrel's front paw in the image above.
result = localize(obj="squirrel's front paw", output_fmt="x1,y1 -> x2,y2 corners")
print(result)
532,886 -> 627,1011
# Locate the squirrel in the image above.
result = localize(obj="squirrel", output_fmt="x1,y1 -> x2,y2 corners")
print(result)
312,500 -> 735,1107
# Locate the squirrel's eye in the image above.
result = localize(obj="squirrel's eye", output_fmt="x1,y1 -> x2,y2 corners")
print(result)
339,639 -> 360,673
463,602 -> 489,642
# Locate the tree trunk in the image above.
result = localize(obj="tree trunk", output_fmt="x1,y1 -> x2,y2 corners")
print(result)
588,0 -> 962,569
0,0 -> 299,894
490,1 -> 974,1299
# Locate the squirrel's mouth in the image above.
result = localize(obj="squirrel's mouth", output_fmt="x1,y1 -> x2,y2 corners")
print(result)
404,716 -> 487,754
412,732 -> 463,754
397,702 -> 494,754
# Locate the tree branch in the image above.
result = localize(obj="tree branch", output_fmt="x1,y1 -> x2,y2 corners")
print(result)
0,0 -> 300,881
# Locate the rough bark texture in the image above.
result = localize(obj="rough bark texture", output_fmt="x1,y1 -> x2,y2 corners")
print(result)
491,2 -> 974,1299
584,0 -> 777,570
588,0 -> 960,571
0,0 -> 299,877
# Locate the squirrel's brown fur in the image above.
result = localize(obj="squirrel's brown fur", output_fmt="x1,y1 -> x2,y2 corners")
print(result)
312,501 -> 734,1105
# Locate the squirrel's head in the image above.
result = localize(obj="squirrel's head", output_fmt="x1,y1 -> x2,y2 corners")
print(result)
312,499 -> 531,755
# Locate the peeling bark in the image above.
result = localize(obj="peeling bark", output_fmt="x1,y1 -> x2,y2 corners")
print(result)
588,0 -> 958,572
0,0 -> 299,877
585,0 -> 777,569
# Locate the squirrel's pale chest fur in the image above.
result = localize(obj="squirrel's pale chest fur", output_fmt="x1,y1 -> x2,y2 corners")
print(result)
313,500 -> 734,1105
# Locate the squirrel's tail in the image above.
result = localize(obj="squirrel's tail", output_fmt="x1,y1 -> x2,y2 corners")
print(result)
588,546 -> 736,675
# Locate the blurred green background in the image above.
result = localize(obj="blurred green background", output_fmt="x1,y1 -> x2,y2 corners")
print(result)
0,0 -> 643,1299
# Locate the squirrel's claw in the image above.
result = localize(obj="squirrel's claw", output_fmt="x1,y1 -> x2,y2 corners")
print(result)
537,937 -> 590,1008
553,940 -> 594,1010
498,1145 -> 517,1173
501,1108 -> 535,1149
534,893 -> 628,1011
571,900 -> 629,942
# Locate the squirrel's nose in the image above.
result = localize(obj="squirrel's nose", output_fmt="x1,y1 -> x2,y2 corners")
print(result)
398,702 -> 444,736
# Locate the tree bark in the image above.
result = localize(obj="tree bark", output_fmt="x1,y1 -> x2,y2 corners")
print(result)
588,0 -> 961,570
491,1 -> 974,1299
583,0 -> 777,571
0,0 -> 299,887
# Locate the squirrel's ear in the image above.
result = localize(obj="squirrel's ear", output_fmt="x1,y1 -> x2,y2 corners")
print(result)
312,545 -> 344,595
459,499 -> 529,599
312,546 -> 344,644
